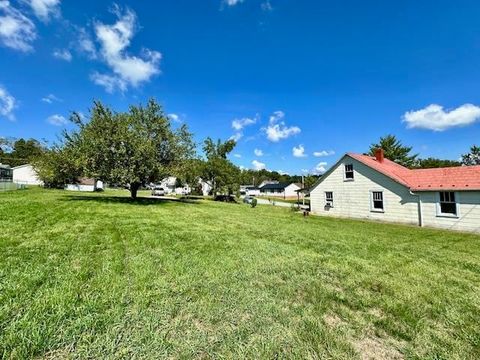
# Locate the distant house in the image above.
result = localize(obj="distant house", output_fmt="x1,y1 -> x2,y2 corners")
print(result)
259,182 -> 302,199
158,176 -> 177,194
240,185 -> 260,196
65,178 -> 104,192
310,149 -> 480,233
198,178 -> 213,196
12,164 -> 43,186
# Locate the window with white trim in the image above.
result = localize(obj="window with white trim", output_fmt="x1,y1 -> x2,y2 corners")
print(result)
371,191 -> 384,211
439,191 -> 457,216
344,164 -> 354,180
325,191 -> 333,206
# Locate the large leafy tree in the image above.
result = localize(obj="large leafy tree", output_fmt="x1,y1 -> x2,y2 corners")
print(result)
461,145 -> 480,166
202,138 -> 239,195
64,99 -> 195,199
369,134 -> 418,168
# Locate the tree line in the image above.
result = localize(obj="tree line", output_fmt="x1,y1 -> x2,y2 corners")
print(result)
1,100 -> 479,199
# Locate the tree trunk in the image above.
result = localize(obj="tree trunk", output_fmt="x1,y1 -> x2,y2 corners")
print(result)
130,182 -> 140,199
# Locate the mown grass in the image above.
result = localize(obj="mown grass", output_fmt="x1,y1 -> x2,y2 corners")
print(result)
0,188 -> 479,359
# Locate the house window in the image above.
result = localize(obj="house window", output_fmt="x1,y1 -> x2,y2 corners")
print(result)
439,191 -> 457,216
325,191 -> 333,206
371,191 -> 384,211
344,164 -> 354,180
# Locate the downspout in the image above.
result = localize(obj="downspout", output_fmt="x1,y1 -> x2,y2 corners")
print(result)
410,190 -> 423,227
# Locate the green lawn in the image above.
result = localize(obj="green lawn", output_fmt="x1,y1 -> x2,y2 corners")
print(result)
1,188 -> 479,359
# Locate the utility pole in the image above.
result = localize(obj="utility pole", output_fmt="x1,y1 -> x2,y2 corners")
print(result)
302,175 -> 305,206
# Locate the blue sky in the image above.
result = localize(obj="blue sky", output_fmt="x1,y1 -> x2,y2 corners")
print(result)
1,0 -> 480,175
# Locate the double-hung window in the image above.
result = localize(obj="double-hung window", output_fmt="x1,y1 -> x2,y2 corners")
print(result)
438,191 -> 457,216
344,164 -> 354,180
371,191 -> 384,211
325,191 -> 333,206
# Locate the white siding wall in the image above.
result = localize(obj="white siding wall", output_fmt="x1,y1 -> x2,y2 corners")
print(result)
285,184 -> 301,198
65,184 -> 95,192
419,191 -> 480,233
310,157 -> 419,225
13,165 -> 43,185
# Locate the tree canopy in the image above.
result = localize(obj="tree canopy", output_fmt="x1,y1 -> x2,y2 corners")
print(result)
36,99 -> 195,198
369,134 -> 418,168
201,138 -> 240,195
0,138 -> 45,167
461,145 -> 480,166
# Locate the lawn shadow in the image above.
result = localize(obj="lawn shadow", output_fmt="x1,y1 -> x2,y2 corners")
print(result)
62,195 -> 202,206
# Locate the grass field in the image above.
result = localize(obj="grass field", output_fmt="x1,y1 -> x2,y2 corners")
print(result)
1,188 -> 479,359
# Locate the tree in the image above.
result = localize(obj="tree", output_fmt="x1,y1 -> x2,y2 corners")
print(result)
33,146 -> 80,188
369,134 -> 418,168
416,158 -> 461,169
461,145 -> 480,166
202,138 -> 240,195
0,138 -> 45,167
60,99 -> 195,199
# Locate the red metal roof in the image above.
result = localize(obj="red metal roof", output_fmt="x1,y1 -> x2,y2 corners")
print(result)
347,153 -> 480,191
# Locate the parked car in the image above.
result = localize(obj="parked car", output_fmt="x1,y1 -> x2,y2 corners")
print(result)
243,195 -> 254,204
151,186 -> 165,196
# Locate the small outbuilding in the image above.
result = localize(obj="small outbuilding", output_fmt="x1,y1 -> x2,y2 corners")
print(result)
65,178 -> 104,192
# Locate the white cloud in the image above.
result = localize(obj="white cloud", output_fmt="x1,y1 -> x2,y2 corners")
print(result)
232,116 -> 257,130
0,85 -> 16,121
41,93 -> 61,103
47,114 -> 67,126
92,6 -> 161,92
224,0 -> 244,6
313,161 -> 328,175
233,153 -> 242,158
264,110 -> 301,142
252,159 -> 266,170
261,0 -> 273,11
53,48 -> 72,61
25,0 -> 60,22
168,113 -> 181,122
254,148 -> 263,157
77,27 -> 97,59
292,144 -> 307,158
0,0 -> 36,52
277,170 -> 289,175
229,132 -> 243,142
403,104 -> 480,131
313,150 -> 335,157
90,72 -> 123,93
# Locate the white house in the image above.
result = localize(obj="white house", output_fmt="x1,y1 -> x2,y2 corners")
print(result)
158,176 -> 177,194
310,149 -> 480,233
65,178 -> 104,192
12,164 -> 43,186
259,182 -> 302,199
198,178 -> 213,196
240,185 -> 261,196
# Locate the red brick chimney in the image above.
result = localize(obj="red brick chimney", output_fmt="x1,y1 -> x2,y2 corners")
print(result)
375,148 -> 385,163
